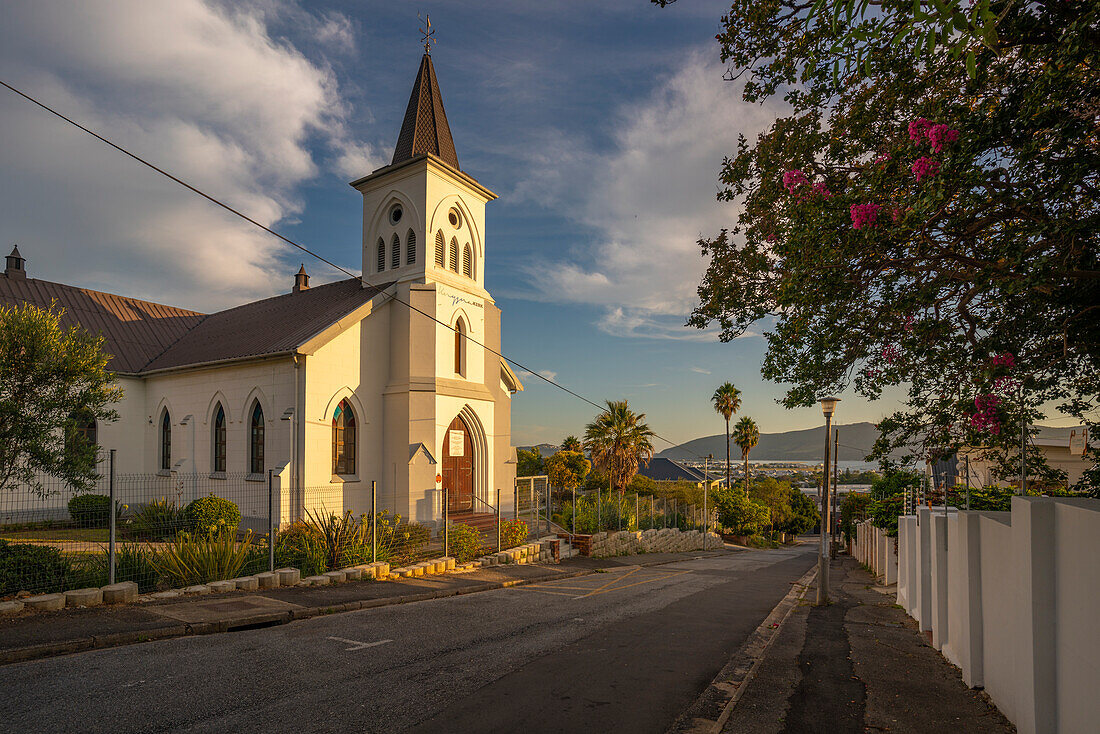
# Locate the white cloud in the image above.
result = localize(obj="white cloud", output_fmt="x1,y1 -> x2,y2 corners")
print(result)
517,369 -> 559,385
0,0 -> 368,310
512,50 -> 783,339
690,366 -> 712,375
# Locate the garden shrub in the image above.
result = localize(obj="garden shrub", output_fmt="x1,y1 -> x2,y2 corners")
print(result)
128,498 -> 187,540
184,495 -> 241,536
500,519 -> 528,549
390,521 -> 431,560
301,508 -> 370,571
68,493 -> 116,528
712,487 -> 770,536
447,523 -> 483,562
269,523 -> 327,577
97,543 -> 160,592
152,528 -> 254,586
0,539 -> 74,595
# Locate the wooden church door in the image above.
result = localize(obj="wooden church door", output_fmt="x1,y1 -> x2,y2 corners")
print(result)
442,415 -> 473,513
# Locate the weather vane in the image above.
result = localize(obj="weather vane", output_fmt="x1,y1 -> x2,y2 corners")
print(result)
419,13 -> 435,54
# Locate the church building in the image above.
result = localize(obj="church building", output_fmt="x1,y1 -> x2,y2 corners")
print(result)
0,51 -> 524,526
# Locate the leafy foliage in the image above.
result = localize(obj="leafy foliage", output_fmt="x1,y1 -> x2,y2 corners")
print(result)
546,450 -> 591,491
0,302 -> 122,496
99,542 -> 159,593
784,485 -> 821,535
712,486 -> 771,536
733,416 -> 760,492
447,522 -> 483,562
840,492 -> 873,542
584,400 -> 656,494
67,493 -> 116,528
0,538 -> 73,595
500,519 -> 529,549
127,498 -> 186,540
561,436 -> 583,453
711,382 -> 742,487
517,448 -> 545,477
184,495 -> 241,536
676,0 -> 1100,480
301,508 -> 370,571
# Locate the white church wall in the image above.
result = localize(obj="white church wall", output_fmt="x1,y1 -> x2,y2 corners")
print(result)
142,359 -> 296,504
98,375 -> 147,475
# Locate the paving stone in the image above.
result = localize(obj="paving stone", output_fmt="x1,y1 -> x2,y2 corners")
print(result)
303,575 -> 331,586
341,567 -> 364,581
183,585 -> 211,596
151,590 -> 182,599
24,594 -> 65,611
393,567 -> 414,578
63,587 -> 103,607
102,581 -> 139,604
232,576 -> 259,591
0,600 -> 25,615
255,572 -> 278,589
208,581 -> 236,593
276,567 -> 301,586
323,571 -> 346,583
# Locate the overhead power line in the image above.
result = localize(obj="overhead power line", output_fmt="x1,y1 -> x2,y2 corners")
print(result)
0,77 -> 705,456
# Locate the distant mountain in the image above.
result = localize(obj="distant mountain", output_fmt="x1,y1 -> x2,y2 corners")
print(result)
656,422 -> 895,462
656,422 -> 1083,462
517,443 -> 560,457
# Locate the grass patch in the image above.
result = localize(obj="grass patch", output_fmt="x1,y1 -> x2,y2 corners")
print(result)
0,528 -> 109,543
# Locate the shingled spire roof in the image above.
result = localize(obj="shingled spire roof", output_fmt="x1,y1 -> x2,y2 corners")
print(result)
391,53 -> 460,170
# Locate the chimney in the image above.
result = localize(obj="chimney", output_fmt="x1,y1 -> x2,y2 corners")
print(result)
293,264 -> 310,293
4,245 -> 26,279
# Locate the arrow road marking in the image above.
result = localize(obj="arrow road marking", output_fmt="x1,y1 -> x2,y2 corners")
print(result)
327,636 -> 393,651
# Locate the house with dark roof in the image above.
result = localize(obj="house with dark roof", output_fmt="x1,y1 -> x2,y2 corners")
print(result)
0,51 -> 523,527
637,458 -> 725,488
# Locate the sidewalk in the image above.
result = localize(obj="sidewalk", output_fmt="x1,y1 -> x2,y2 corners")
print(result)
0,548 -> 732,666
719,555 -> 1014,733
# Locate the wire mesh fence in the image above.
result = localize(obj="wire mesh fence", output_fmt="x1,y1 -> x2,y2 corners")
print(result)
0,459 -> 539,597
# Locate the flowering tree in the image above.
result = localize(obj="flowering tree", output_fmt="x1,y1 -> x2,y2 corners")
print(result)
663,0 -> 1099,483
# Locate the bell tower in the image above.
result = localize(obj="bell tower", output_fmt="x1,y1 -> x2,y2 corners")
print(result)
350,52 -> 495,296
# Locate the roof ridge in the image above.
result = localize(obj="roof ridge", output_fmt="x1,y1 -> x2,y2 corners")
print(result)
15,275 -> 205,317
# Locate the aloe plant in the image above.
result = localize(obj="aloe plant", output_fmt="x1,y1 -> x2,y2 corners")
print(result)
153,529 -> 255,586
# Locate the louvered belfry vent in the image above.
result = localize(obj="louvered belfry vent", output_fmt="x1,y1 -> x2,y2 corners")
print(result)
392,53 -> 460,170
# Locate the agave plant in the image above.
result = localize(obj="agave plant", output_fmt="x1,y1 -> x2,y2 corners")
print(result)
302,508 -> 370,571
153,528 -> 255,586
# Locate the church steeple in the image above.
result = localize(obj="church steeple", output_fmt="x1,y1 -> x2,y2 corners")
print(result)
392,53 -> 460,170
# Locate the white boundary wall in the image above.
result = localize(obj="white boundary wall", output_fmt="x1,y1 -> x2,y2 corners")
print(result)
886,497 -> 1100,734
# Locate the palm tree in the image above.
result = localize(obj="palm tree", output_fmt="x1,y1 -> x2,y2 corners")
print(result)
561,435 -> 583,453
711,383 -> 742,490
583,400 -> 656,495
733,416 -> 760,494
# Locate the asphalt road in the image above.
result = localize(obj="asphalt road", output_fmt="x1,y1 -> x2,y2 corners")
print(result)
0,544 -> 816,734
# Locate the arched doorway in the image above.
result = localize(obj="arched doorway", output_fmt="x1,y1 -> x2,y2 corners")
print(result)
443,415 -> 473,513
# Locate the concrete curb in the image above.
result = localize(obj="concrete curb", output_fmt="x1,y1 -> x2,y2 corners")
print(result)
0,549 -> 735,667
665,564 -> 818,734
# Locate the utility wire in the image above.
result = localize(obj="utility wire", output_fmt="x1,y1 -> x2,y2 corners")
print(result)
0,77 -> 705,455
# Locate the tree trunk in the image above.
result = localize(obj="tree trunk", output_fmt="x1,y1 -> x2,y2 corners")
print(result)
744,453 -> 750,494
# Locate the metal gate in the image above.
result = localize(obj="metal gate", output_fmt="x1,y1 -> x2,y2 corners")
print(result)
514,475 -> 550,538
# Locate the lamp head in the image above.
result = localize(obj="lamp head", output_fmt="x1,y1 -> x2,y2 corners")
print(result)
819,396 -> 841,417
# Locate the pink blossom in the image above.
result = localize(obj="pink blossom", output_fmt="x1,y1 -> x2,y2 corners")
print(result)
991,352 -> 1015,368
881,343 -> 901,364
928,124 -> 960,153
969,394 -> 1002,434
891,207 -> 903,223
783,169 -> 809,192
903,313 -> 915,332
875,153 -> 892,164
911,156 -> 941,183
811,181 -> 832,198
850,203 -> 881,229
908,118 -> 934,143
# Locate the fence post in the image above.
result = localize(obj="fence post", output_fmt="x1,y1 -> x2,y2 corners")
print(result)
572,486 -> 576,535
267,469 -> 275,573
372,480 -> 377,563
443,485 -> 449,558
108,449 -> 116,585
496,491 -> 502,552
545,480 -> 551,535
514,485 -> 518,522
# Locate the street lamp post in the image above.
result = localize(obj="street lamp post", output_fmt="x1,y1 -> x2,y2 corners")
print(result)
818,396 -> 840,605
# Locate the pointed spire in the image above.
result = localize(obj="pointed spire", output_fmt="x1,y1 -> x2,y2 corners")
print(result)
293,263 -> 310,293
5,245 -> 26,279
392,53 -> 460,170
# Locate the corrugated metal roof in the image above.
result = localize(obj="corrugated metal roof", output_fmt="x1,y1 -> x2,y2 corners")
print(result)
142,277 -> 392,372
0,275 -> 205,374
0,273 -> 394,375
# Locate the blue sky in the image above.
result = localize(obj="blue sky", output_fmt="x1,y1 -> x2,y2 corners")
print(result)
0,0 -> 908,449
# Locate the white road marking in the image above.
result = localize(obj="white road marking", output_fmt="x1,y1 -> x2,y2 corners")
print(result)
327,636 -> 393,651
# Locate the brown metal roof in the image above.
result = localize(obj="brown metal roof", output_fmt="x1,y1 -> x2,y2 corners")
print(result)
0,273 -> 394,375
392,53 -> 460,170
141,277 -> 392,372
0,275 -> 205,374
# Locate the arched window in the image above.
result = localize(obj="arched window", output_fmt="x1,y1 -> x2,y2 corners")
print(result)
454,317 -> 466,376
213,404 -> 226,473
376,237 -> 386,273
462,244 -> 472,278
249,402 -> 265,475
332,399 -> 356,476
406,229 -> 417,265
449,237 -> 459,272
65,411 -> 97,461
434,230 -> 445,267
160,410 -> 172,471
391,233 -> 401,269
